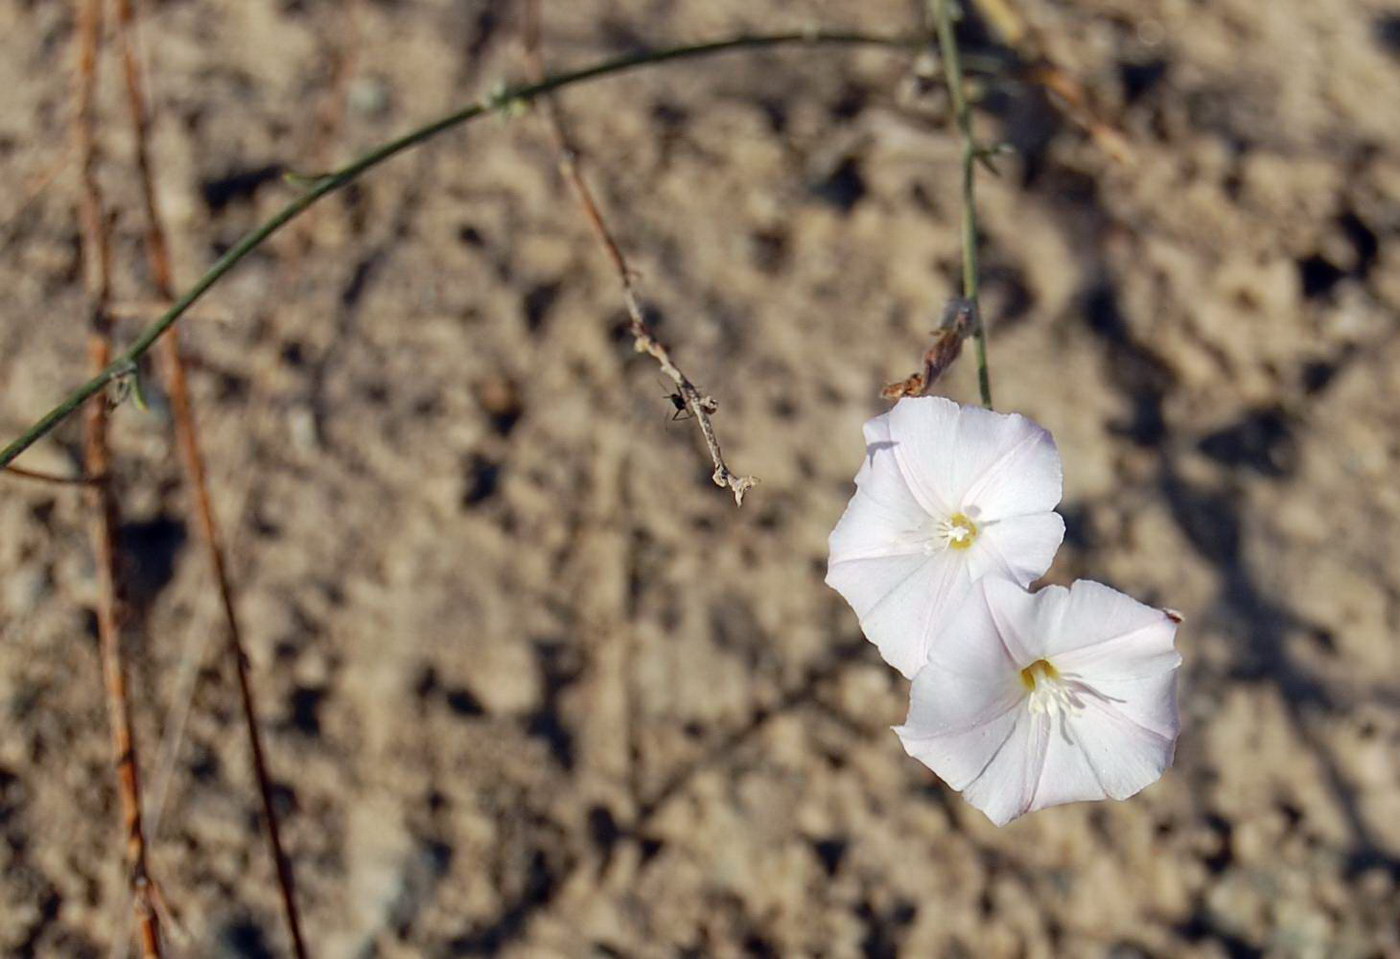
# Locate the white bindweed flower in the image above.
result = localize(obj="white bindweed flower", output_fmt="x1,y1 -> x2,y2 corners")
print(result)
826,396 -> 1066,677
896,578 -> 1182,826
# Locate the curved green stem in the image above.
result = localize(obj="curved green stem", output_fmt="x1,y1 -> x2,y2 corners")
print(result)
931,0 -> 993,408
2,28 -> 929,470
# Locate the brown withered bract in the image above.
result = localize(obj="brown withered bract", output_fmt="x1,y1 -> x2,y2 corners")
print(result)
881,371 -> 926,400
881,299 -> 975,399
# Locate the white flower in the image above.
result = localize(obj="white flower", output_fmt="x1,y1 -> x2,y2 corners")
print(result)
896,578 -> 1181,826
826,396 -> 1066,678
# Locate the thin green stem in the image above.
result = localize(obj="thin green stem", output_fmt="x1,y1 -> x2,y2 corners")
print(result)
2,28 -> 930,470
930,0 -> 993,408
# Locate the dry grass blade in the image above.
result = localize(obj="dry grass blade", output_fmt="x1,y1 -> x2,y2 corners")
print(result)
2,464 -> 106,485
0,144 -> 72,251
276,0 -> 359,285
520,0 -> 757,506
111,1 -> 309,955
72,0 -> 163,954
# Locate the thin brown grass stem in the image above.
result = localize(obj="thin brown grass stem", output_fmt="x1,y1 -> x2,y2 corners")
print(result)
111,1 -> 309,955
73,0 -> 162,955
2,464 -> 105,485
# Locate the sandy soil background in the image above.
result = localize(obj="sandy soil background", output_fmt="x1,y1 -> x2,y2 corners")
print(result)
2,0 -> 1399,956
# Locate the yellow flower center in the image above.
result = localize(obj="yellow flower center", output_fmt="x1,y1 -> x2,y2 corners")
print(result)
942,512 -> 979,550
1020,658 -> 1061,691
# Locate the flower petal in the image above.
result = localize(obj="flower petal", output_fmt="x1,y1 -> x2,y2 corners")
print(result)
1059,696 -> 1177,801
965,511 -> 1066,585
828,549 -> 969,677
886,397 -> 1062,522
895,588 -> 1029,794
1043,580 -> 1181,680
961,709 -> 1053,826
1074,669 -> 1180,743
897,701 -> 1022,793
900,590 -> 1025,727
959,417 -> 1063,521
1024,716 -> 1115,812
826,552 -> 926,620
828,426 -> 931,565
883,397 -> 960,516
979,576 -> 1053,666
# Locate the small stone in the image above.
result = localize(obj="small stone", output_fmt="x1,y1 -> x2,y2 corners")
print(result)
349,77 -> 392,118
465,640 -> 541,716
288,405 -> 321,452
3,565 -> 49,616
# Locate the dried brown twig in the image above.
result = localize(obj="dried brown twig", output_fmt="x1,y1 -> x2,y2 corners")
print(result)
520,0 -> 756,506
973,0 -> 1133,163
72,0 -> 163,954
110,2 -> 309,955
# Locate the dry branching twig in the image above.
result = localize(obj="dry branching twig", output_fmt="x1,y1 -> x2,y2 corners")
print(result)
520,0 -> 757,506
111,2 -> 310,955
72,0 -> 163,954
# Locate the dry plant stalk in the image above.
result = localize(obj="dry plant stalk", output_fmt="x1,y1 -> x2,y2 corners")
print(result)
929,0 -> 994,408
521,0 -> 757,506
110,2 -> 309,956
72,0 -> 163,954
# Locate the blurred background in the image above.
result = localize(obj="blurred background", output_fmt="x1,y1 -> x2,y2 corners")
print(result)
2,0 -> 1399,955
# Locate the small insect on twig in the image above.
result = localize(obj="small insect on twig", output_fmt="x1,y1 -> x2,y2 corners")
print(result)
653,376 -> 692,421
882,297 -> 979,399
660,378 -> 717,422
666,391 -> 692,421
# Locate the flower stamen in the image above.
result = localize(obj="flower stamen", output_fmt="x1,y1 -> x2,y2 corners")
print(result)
1020,659 -> 1087,744
1021,660 -> 1126,745
1020,658 -> 1059,691
939,512 -> 979,550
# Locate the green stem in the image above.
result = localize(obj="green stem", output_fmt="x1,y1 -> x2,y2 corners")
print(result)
931,0 -> 993,408
2,28 -> 928,470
